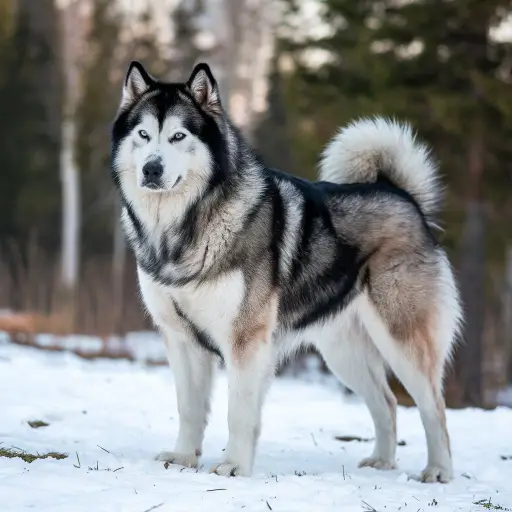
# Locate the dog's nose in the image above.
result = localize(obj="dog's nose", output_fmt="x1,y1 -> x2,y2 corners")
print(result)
142,160 -> 163,180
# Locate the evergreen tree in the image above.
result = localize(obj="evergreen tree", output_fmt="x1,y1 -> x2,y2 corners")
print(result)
75,0 -> 123,256
130,5 -> 169,78
253,47 -> 294,172
75,2 -> 167,256
280,0 -> 512,406
0,0 -> 14,43
0,0 -> 62,252
168,0 -> 205,80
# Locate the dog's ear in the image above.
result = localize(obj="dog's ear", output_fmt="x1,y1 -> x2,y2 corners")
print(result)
120,61 -> 153,109
187,63 -> 222,114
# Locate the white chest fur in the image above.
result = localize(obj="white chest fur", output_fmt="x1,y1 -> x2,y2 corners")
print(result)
137,267 -> 246,354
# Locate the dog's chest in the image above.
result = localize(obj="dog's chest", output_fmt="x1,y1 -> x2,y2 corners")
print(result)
174,272 -> 245,343
140,268 -> 246,353
122,206 -> 198,285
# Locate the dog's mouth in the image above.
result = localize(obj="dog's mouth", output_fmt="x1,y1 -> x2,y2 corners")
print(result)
141,175 -> 182,192
141,180 -> 164,191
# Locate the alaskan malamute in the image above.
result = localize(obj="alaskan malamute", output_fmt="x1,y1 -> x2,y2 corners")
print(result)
111,61 -> 462,482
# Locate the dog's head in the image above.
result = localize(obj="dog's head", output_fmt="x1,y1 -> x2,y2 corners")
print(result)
111,61 -> 225,195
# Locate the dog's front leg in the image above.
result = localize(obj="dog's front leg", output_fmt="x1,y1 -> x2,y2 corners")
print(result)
211,297 -> 278,477
137,269 -> 216,468
156,331 -> 215,468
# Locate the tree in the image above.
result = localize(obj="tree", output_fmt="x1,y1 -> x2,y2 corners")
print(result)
0,0 -> 63,313
168,0 -> 204,80
0,0 -> 62,252
279,0 -> 512,406
73,2 -> 168,333
253,47 -> 294,172
366,0 -> 512,406
128,5 -> 169,77
75,0 -> 123,257
0,0 -> 14,43
57,0 -> 88,321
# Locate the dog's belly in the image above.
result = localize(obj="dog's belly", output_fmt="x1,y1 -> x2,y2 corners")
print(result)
274,302 -> 358,362
139,264 -> 355,362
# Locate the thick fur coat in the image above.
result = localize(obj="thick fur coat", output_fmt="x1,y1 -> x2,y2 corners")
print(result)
111,61 -> 462,483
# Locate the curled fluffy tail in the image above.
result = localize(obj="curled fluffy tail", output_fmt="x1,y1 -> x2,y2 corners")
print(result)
319,117 -> 441,219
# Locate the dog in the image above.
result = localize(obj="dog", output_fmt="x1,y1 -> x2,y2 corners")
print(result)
111,61 -> 462,483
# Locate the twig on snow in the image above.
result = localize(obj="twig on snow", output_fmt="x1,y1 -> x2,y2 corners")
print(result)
335,435 -> 372,443
142,503 -> 163,512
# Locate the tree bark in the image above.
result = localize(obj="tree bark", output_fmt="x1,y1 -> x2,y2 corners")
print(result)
18,0 -> 62,156
504,246 -> 512,383
451,130 -> 486,407
57,0 -> 84,329
60,118 -> 80,292
112,198 -> 126,336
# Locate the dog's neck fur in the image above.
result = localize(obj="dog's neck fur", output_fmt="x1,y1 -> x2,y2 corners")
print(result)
120,121 -> 266,285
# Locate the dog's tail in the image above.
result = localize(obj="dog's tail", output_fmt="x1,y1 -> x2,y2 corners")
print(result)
319,117 -> 441,220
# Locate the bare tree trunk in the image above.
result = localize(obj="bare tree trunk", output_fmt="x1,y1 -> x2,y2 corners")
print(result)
194,0 -> 273,135
222,0 -> 244,103
504,246 -> 512,382
220,0 -> 274,133
57,0 -> 86,329
60,118 -> 80,292
451,131 -> 486,406
18,0 -> 62,154
112,198 -> 126,336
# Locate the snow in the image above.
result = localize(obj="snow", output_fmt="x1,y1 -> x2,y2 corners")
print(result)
1,339 -> 511,512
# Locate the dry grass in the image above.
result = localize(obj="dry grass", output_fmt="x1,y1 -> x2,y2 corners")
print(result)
27,420 -> 49,429
473,498 -> 511,511
0,240 -> 149,338
0,447 -> 67,464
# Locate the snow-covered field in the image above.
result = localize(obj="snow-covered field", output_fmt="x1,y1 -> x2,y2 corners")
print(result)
1,340 -> 511,512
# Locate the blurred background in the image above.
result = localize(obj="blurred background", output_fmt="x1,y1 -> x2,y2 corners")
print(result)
0,0 -> 511,409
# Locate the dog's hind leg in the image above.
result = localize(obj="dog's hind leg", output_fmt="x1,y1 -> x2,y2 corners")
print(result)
316,313 -> 397,470
357,265 -> 459,483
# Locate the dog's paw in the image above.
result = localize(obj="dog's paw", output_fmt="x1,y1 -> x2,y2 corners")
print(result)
420,465 -> 452,483
210,462 -> 249,477
358,456 -> 397,470
155,451 -> 198,468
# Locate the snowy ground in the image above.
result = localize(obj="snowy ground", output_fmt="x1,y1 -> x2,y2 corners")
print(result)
1,340 -> 511,512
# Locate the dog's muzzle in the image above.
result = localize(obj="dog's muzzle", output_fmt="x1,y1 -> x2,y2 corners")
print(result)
142,160 -> 164,189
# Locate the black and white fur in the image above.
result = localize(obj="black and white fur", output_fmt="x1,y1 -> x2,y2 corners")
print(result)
111,62 -> 462,482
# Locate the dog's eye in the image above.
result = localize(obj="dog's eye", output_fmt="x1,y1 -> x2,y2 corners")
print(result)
170,132 -> 186,143
138,129 -> 150,140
